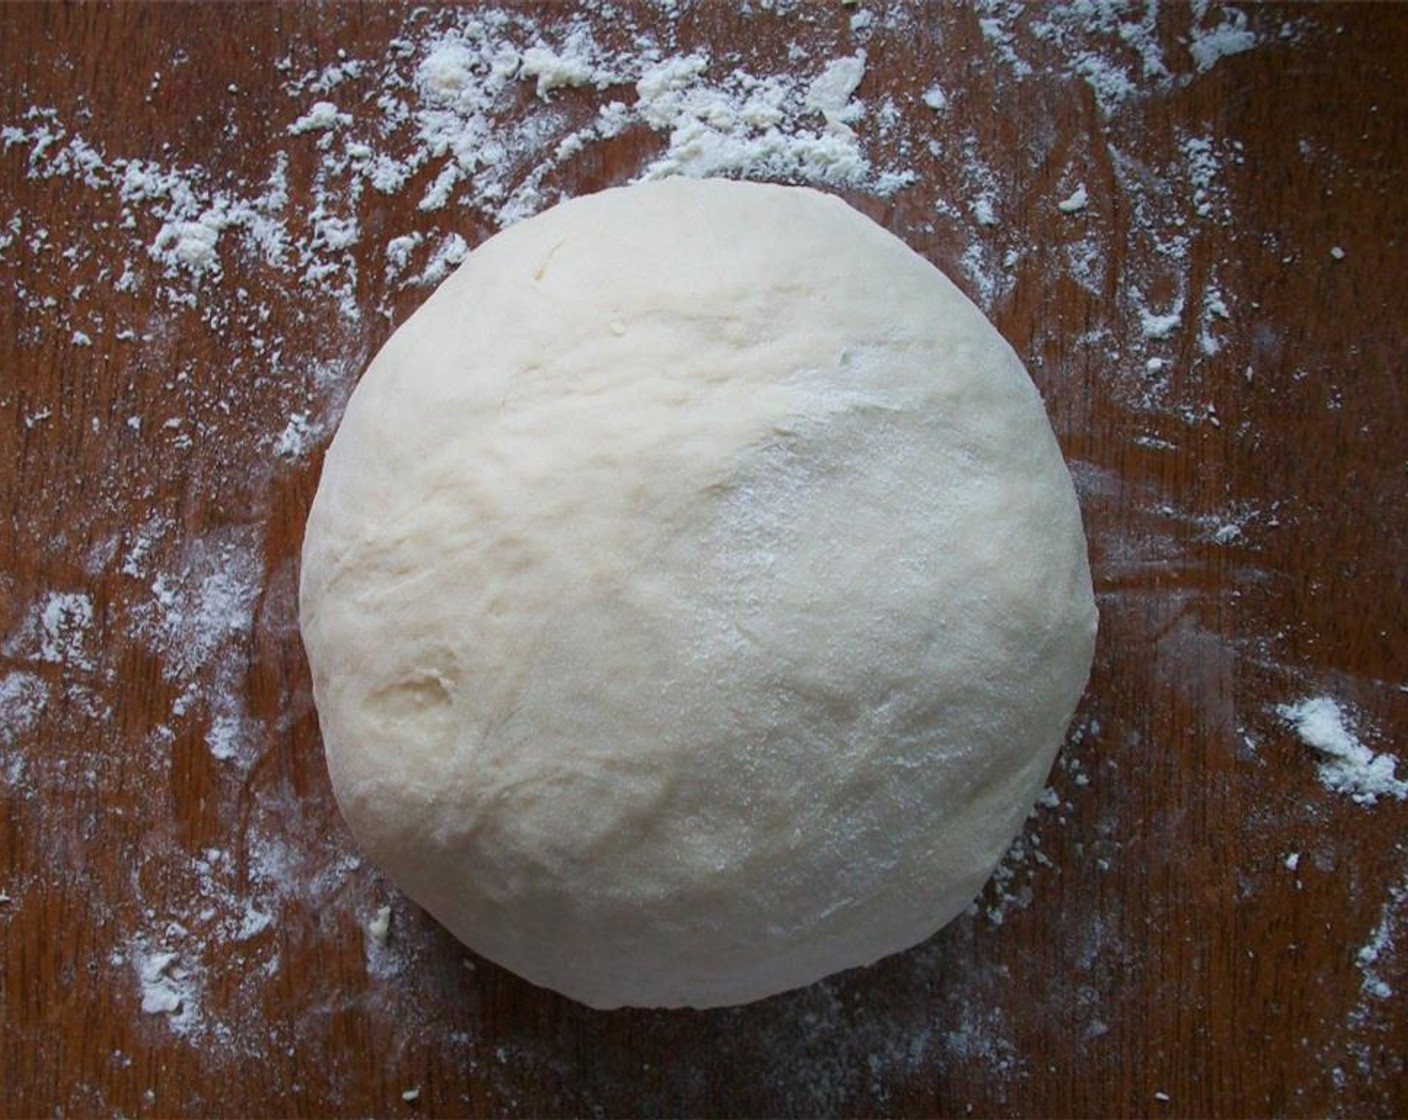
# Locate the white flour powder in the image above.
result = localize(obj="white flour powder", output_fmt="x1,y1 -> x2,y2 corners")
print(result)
1278,697 -> 1408,805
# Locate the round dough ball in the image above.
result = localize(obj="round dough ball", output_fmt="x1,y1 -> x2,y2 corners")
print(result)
299,178 -> 1097,1010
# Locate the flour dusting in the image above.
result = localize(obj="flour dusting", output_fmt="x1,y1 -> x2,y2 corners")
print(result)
2,1 -> 1395,1113
132,939 -> 203,1037
0,671 -> 50,737
1357,892 -> 1401,1003
3,591 -> 96,671
1278,697 -> 1408,806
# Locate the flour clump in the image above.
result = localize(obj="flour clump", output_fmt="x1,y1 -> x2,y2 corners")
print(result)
299,178 -> 1097,1009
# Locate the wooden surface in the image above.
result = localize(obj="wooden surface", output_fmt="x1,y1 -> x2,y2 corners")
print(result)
4,3 -> 1408,1116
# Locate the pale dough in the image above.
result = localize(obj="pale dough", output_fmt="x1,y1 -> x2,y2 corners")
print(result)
299,178 -> 1097,1009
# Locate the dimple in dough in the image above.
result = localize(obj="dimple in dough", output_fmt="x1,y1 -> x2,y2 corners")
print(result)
299,178 -> 1097,1009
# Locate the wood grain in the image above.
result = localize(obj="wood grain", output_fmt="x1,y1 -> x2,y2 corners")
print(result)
3,3 -> 1407,1117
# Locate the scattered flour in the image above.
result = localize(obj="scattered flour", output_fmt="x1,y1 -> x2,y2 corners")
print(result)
1345,861 -> 1408,1069
1,4 -> 1385,1112
1188,6 -> 1261,72
634,50 -> 880,187
368,905 -> 393,946
38,592 -> 94,666
1139,305 -> 1183,341
203,698 -> 259,767
0,672 -> 50,742
133,939 -> 203,1036
1278,697 -> 1408,806
1057,184 -> 1088,213
804,53 -> 867,123
3,12 -> 905,319
288,101 -> 352,135
1356,892 -> 1400,1002
274,411 -> 316,460
414,232 -> 469,287
971,195 -> 998,227
3,591 -> 95,671
987,1 -> 1268,114
921,84 -> 948,112
136,528 -> 264,682
0,672 -> 50,791
519,31 -> 617,99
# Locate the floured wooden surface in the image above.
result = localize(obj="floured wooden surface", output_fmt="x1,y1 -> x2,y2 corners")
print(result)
2,4 -> 1406,1115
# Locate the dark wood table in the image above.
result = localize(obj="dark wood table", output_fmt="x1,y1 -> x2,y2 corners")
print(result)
4,3 -> 1407,1116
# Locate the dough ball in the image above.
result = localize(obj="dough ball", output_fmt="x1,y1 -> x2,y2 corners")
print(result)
299,178 -> 1097,1009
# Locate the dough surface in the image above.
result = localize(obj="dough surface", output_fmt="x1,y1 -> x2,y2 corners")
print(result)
299,178 -> 1097,1009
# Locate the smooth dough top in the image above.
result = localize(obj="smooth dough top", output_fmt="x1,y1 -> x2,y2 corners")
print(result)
300,178 -> 1097,1009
